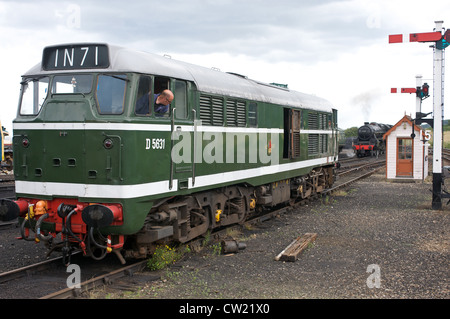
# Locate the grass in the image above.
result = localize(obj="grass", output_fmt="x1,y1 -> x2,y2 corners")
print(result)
444,131 -> 450,149
147,244 -> 190,271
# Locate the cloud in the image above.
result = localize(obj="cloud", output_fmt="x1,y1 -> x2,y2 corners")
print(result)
0,0 -> 417,63
43,0 -> 386,63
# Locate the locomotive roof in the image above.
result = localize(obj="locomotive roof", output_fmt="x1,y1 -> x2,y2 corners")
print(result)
23,43 -> 335,112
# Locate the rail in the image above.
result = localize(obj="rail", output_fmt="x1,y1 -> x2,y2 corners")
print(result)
40,260 -> 148,299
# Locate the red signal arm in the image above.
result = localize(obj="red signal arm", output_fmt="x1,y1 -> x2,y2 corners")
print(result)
391,88 -> 416,94
389,34 -> 403,43
409,32 -> 442,43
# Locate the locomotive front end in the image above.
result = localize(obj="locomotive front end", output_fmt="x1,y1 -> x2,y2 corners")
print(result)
1,197 -> 124,263
1,44 -> 130,263
353,122 -> 391,157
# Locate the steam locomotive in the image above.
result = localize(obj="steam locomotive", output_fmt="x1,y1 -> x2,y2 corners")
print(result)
353,122 -> 392,157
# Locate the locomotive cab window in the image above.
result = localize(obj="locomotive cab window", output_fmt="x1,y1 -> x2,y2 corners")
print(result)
96,74 -> 127,114
154,76 -> 169,95
19,77 -> 49,115
173,80 -> 187,119
135,76 -> 177,118
154,76 -> 171,118
135,75 -> 153,116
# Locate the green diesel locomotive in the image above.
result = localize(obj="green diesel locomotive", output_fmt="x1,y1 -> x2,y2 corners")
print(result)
0,43 -> 338,263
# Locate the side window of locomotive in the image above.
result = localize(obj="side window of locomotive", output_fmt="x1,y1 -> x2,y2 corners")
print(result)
135,75 -> 152,116
19,77 -> 49,115
96,74 -> 127,115
174,80 -> 187,119
248,102 -> 257,127
154,76 -> 171,118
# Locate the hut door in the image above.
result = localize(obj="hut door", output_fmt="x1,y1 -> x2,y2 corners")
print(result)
396,138 -> 413,176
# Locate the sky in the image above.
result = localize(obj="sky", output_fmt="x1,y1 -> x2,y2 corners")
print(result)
1,0 -> 450,134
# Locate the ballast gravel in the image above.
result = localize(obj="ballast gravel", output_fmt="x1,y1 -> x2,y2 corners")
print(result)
131,170 -> 449,299
0,169 -> 448,299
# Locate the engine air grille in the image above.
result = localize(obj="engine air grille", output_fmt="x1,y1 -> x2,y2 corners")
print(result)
226,99 -> 246,127
199,95 -> 224,126
308,113 -> 319,130
308,134 -> 319,154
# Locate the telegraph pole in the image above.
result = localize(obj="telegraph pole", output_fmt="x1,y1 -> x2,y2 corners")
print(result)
389,20 -> 449,209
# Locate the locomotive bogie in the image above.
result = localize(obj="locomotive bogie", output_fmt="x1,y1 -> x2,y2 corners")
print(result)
5,43 -> 339,261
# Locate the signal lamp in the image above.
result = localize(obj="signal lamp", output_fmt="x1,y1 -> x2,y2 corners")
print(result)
422,83 -> 429,98
103,138 -> 113,149
22,138 -> 29,148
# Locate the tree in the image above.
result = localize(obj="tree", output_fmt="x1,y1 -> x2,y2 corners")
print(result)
344,127 -> 358,138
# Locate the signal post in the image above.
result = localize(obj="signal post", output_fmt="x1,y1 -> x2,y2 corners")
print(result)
389,21 -> 449,209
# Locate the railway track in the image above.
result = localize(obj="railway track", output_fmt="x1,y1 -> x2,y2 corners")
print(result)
337,159 -> 385,177
0,174 -> 17,230
442,148 -> 450,164
0,250 -> 142,299
0,174 -> 15,197
0,158 -> 385,299
41,259 -> 148,299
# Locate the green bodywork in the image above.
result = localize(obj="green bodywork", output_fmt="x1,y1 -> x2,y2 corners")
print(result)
14,72 -> 338,235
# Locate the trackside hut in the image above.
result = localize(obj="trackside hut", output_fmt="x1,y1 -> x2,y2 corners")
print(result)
383,115 -> 429,181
